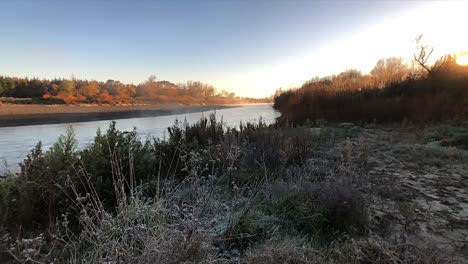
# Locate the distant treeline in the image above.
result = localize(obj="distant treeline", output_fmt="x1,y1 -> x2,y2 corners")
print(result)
274,51 -> 468,123
0,75 -> 269,105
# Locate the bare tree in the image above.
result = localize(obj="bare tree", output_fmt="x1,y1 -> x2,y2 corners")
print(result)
370,57 -> 409,88
413,34 -> 451,76
413,34 -> 434,75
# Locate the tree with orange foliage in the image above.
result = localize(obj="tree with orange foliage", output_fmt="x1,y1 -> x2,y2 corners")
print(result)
371,57 -> 409,88
57,80 -> 74,95
57,92 -> 77,104
98,90 -> 113,104
114,84 -> 136,101
81,82 -> 100,100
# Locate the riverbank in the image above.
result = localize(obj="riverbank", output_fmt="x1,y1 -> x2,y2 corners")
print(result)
0,104 -> 240,127
2,120 -> 467,263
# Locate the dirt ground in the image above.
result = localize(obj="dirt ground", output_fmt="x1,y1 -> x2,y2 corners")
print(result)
352,124 -> 468,261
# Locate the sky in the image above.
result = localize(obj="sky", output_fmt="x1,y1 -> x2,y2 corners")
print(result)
1,0 -> 467,98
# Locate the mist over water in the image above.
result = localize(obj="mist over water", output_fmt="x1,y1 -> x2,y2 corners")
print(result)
0,105 -> 279,172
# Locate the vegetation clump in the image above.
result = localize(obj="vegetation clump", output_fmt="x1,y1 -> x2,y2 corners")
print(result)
1,112 -> 465,263
273,46 -> 468,124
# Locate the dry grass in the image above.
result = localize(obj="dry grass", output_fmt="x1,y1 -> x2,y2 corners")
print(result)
1,116 -> 467,263
243,237 -> 460,264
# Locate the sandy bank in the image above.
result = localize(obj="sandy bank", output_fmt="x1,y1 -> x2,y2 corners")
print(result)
0,104 -> 240,127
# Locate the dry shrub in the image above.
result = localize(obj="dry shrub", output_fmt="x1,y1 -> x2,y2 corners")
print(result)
260,137 -> 370,242
274,57 -> 468,124
5,153 -> 217,263
264,176 -> 368,243
61,163 -> 216,263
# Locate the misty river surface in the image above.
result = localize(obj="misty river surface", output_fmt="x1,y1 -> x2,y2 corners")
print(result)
0,104 -> 279,172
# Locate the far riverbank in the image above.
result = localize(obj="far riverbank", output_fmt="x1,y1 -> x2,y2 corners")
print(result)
0,104 -> 241,127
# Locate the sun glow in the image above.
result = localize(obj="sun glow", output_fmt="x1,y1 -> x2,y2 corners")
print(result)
229,1 -> 468,97
457,53 -> 468,66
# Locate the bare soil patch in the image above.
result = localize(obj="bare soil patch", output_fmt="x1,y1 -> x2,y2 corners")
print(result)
354,124 -> 468,261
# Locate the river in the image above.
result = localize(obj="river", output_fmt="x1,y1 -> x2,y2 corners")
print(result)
0,104 -> 279,172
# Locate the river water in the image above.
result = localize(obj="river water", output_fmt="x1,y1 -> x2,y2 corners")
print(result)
0,104 -> 279,171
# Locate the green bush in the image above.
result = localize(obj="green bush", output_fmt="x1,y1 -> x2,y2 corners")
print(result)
80,121 -> 155,207
0,177 -> 39,229
0,127 -> 80,229
0,123 -> 157,230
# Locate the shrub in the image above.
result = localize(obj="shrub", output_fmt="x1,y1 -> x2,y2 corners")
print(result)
79,122 -> 156,207
0,177 -> 39,229
0,123 -> 158,230
6,163 -> 217,263
168,113 -> 225,147
0,127 -> 81,229
274,56 -> 468,124
263,177 -> 368,244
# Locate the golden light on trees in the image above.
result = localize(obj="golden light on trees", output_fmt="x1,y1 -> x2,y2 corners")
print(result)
456,53 -> 468,66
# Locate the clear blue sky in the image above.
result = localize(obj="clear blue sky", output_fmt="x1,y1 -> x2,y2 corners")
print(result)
1,0 -> 465,97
